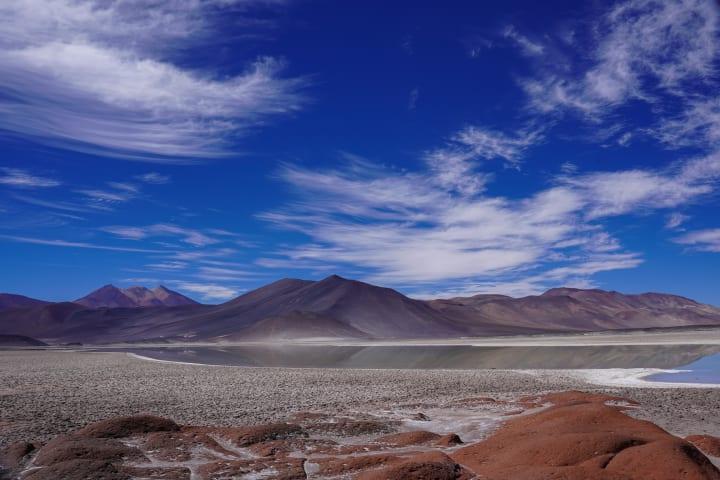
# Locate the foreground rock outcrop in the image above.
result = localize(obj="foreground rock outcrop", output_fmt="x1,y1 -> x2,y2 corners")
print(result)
453,391 -> 720,480
1,391 -> 718,479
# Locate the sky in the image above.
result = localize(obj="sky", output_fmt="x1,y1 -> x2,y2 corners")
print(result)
1,0 -> 720,304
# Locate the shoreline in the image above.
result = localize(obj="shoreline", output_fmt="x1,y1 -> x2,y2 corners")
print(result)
127,351 -> 720,389
2,349 -> 720,451
88,326 -> 720,348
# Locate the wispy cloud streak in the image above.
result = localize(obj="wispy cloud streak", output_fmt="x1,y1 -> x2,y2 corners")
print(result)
0,0 -> 306,161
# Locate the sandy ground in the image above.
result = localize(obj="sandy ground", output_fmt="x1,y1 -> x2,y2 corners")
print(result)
1,349 -> 719,449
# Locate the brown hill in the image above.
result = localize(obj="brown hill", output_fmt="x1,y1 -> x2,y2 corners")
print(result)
1,276 -> 719,343
231,311 -> 371,341
430,288 -> 720,333
76,285 -> 197,308
211,275 -> 466,339
0,293 -> 51,311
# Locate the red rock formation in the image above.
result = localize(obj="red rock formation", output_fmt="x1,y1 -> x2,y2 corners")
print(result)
0,441 -> 35,470
6,393 -> 719,480
25,459 -> 130,480
74,414 -> 180,438
227,422 -> 305,446
375,430 -> 464,448
356,451 -> 472,480
687,435 -> 720,457
452,391 -> 720,480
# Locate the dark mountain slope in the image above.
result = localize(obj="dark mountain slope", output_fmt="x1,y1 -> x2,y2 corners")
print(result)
0,293 -> 51,311
76,284 -> 199,308
76,285 -> 137,309
230,311 -> 371,340
0,334 -> 48,347
203,275 -> 466,339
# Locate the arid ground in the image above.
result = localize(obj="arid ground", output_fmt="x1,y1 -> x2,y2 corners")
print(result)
1,348 -> 720,478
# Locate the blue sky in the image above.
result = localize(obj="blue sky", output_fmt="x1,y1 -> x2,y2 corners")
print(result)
1,0 -> 720,304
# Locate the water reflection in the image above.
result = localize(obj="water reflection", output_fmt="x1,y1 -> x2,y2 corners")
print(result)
119,344 -> 720,370
646,353 -> 720,384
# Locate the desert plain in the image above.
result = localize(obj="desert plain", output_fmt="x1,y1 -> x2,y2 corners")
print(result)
1,328 -> 720,479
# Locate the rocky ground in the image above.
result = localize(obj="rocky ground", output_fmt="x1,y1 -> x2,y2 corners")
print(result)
1,391 -> 719,479
2,350 -> 720,479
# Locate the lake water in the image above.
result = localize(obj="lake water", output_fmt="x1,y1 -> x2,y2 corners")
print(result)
118,344 -> 720,375
646,353 -> 720,384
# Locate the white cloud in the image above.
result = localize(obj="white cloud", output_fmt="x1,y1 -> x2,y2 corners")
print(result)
453,126 -> 542,164
174,282 -> 239,301
145,261 -> 188,271
560,151 -> 720,218
262,142 -> 720,290
12,194 -> 93,213
414,253 -> 642,299
262,160 -> 639,285
0,168 -> 60,188
675,228 -> 720,252
136,172 -> 170,184
77,188 -> 135,203
651,97 -> 720,149
195,266 -> 260,281
101,224 -> 220,247
503,25 -> 545,56
666,212 -> 690,229
522,0 -> 720,118
0,234 -> 164,253
0,0 -> 306,160
423,125 -> 542,196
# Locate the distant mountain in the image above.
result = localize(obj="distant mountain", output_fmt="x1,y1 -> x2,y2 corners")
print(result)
1,276 -> 720,344
0,293 -> 50,311
0,334 -> 48,347
237,311 -> 372,340
206,275 -> 466,339
429,288 -> 720,332
76,285 -> 197,308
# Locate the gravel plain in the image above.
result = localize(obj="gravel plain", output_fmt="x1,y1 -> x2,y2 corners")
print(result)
1,349 -> 719,447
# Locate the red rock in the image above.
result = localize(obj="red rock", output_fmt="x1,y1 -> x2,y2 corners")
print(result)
247,437 -> 334,457
452,391 -> 720,480
140,429 -> 235,462
0,441 -> 35,469
35,436 -> 145,466
356,451 -> 471,480
519,390 -> 638,409
291,412 -> 396,436
75,415 -> 179,438
24,459 -> 130,480
228,422 -> 305,447
315,452 -> 403,476
376,430 -> 441,446
686,434 -> 720,457
501,408 -> 525,416
308,418 -> 395,436
435,433 -> 463,447
197,457 -> 306,480
120,465 -> 191,480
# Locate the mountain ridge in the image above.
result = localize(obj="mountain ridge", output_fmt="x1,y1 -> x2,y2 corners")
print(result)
0,293 -> 52,311
76,284 -> 198,308
1,275 -> 719,343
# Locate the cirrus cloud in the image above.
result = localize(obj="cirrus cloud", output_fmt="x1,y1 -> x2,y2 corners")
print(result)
0,0 -> 307,161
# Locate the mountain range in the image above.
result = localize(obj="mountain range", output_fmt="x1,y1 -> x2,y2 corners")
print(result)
1,275 -> 719,344
75,284 -> 198,308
